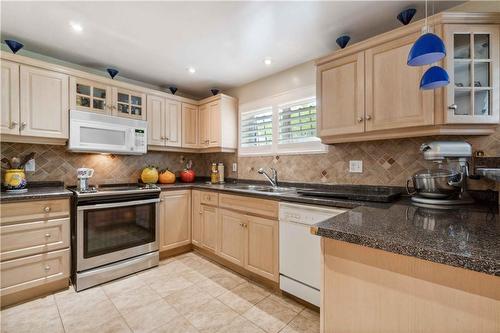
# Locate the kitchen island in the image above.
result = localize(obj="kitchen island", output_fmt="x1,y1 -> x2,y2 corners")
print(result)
312,202 -> 500,333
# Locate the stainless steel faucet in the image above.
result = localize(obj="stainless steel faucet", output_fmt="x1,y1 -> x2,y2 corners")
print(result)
258,167 -> 278,187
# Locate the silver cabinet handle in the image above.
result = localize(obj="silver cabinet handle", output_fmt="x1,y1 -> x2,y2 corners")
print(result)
44,206 -> 51,212
9,121 -> 18,129
357,116 -> 364,123
45,233 -> 51,238
365,115 -> 372,120
448,104 -> 458,111
44,265 -> 51,271
20,122 -> 27,130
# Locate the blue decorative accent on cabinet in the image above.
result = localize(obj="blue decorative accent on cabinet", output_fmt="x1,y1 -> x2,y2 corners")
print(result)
107,68 -> 119,79
420,66 -> 449,90
169,86 -> 178,95
397,8 -> 416,25
407,33 -> 446,66
336,35 -> 350,49
210,88 -> 220,96
5,39 -> 24,54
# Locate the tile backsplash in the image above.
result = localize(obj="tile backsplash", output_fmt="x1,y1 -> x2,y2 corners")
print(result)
0,142 -> 236,186
1,129 -> 498,191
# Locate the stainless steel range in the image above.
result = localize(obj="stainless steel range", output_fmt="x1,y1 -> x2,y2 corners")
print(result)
70,184 -> 161,291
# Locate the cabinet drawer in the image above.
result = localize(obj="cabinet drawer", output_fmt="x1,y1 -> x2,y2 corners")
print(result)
219,194 -> 278,219
0,248 -> 70,296
200,191 -> 219,206
0,199 -> 70,225
1,218 -> 70,261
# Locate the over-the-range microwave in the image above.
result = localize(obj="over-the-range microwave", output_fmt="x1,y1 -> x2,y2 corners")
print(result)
68,110 -> 147,155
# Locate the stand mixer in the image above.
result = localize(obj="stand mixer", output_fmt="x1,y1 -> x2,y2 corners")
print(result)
407,141 -> 474,206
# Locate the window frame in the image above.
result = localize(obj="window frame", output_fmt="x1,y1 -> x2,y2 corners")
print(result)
238,85 -> 327,156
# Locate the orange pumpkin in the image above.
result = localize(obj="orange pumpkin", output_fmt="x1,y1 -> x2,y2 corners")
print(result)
159,169 -> 176,184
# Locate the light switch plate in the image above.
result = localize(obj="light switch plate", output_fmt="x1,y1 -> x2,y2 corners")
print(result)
24,159 -> 35,172
349,160 -> 363,173
232,163 -> 238,172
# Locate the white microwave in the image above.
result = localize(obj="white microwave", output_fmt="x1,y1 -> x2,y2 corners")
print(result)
69,110 -> 147,155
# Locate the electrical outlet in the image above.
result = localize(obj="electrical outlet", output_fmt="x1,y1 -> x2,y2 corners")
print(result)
24,159 -> 36,172
349,160 -> 363,173
232,163 -> 238,172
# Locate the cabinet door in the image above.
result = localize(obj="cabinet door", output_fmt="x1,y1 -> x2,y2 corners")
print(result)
165,99 -> 182,147
201,205 -> 218,252
199,103 -> 210,147
191,190 -> 202,246
245,215 -> 279,282
181,103 -> 199,148
113,87 -> 146,120
317,52 -> 365,137
159,190 -> 191,252
147,94 -> 166,146
208,101 -> 221,147
217,209 -> 245,267
444,24 -> 499,124
365,33 -> 434,131
19,65 -> 69,139
1,60 -> 20,135
70,77 -> 111,114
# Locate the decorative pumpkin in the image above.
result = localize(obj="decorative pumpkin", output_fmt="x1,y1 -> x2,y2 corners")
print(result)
180,160 -> 195,183
159,169 -> 176,184
141,165 -> 159,184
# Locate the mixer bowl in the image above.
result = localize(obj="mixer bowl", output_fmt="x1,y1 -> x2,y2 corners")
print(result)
407,169 -> 463,198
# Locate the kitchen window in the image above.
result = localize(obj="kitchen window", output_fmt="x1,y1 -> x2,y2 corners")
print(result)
239,86 -> 327,156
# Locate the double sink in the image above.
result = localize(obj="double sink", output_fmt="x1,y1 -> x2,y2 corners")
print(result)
220,184 -> 297,195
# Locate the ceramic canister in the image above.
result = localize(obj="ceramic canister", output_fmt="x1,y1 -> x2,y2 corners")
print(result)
4,169 -> 27,190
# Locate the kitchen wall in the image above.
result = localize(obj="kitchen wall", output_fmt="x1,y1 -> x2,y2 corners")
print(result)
226,61 -> 499,190
0,142 -> 237,186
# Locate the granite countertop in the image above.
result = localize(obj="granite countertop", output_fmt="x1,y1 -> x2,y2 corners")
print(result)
312,200 -> 500,276
1,182 -> 72,202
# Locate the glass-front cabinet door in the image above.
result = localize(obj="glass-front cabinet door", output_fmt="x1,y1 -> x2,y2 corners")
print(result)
70,77 -> 112,114
444,24 -> 499,124
112,87 -> 146,120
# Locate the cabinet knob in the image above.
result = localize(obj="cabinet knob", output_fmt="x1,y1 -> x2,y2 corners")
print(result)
44,206 -> 51,213
9,121 -> 18,129
45,233 -> 51,238
357,116 -> 364,123
20,122 -> 27,130
365,115 -> 372,120
44,265 -> 51,271
165,137 -> 169,141
448,104 -> 458,111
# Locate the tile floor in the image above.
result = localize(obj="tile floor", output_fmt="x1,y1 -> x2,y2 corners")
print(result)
1,252 -> 319,333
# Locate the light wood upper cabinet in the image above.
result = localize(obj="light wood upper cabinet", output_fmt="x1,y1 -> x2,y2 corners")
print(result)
365,32 -> 434,131
1,60 -> 20,135
201,205 -> 218,252
199,103 -> 210,147
444,24 -> 499,124
19,65 -> 69,139
147,95 -> 182,148
191,190 -> 202,246
70,77 -> 112,114
159,190 -> 191,252
317,52 -> 365,137
112,87 -> 146,120
217,209 -> 246,267
181,103 -> 199,148
245,215 -> 279,282
197,94 -> 237,150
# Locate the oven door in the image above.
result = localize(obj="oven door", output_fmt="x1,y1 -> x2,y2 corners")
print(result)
76,198 -> 159,271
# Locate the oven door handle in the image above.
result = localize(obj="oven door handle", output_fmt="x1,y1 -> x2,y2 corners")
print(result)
77,198 -> 160,211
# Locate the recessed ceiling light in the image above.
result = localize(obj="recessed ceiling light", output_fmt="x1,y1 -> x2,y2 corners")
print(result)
187,67 -> 196,74
264,58 -> 272,65
70,21 -> 83,32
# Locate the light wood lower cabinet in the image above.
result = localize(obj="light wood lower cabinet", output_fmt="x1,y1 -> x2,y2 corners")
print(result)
159,190 -> 191,252
201,205 -> 218,252
0,198 -> 70,307
191,190 -> 202,246
218,209 -> 246,266
245,215 -> 279,282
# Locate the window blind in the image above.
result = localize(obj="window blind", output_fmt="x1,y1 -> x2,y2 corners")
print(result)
240,107 -> 273,147
278,99 -> 318,144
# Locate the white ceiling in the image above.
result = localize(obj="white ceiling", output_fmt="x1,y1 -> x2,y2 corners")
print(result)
1,1 -> 462,98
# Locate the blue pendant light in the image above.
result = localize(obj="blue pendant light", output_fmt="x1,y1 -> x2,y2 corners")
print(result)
407,0 -> 446,66
407,33 -> 446,66
420,66 -> 449,90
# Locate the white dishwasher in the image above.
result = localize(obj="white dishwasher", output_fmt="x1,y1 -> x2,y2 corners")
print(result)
279,202 -> 345,307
